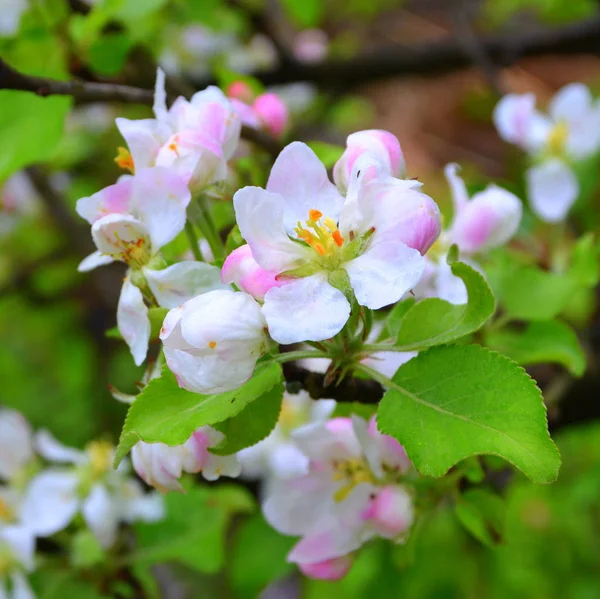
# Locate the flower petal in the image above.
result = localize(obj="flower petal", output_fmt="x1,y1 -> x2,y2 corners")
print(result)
91,213 -> 151,260
0,526 -> 35,570
20,470 -> 79,536
76,177 -> 134,224
143,262 -> 228,309
11,572 -> 36,599
548,83 -> 592,123
266,142 -> 344,229
263,274 -> 350,344
118,278 -> 150,366
82,484 -> 119,548
115,118 -> 169,170
35,429 -> 86,464
344,239 -> 424,310
233,187 -> 306,272
77,251 -> 115,272
444,163 -> 470,215
526,159 -> 579,223
0,409 -> 33,480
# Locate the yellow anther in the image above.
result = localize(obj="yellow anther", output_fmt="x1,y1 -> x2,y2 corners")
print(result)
295,210 -> 344,257
208,341 -> 217,349
0,498 -> 13,522
547,121 -> 569,156
309,209 -> 323,221
114,147 -> 135,173
87,440 -> 114,478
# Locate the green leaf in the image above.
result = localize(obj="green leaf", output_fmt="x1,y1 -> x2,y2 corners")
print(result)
70,530 -> 105,568
385,298 -> 415,337
454,488 -> 506,547
332,402 -> 377,420
115,362 -> 283,465
377,345 -> 561,483
485,320 -> 586,376
148,307 -> 168,339
569,233 -> 600,287
229,513 -> 296,599
133,485 -> 254,573
88,33 -> 134,76
212,381 -> 284,455
307,141 -> 345,169
393,262 -> 495,350
501,266 -> 575,321
280,0 -> 325,27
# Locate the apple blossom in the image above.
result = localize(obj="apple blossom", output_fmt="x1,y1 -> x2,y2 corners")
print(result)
115,68 -> 241,190
0,410 -> 34,483
333,129 -> 406,194
160,289 -> 268,394
263,415 -> 414,579
230,91 -> 288,138
415,163 -> 522,305
0,525 -> 36,599
231,142 -> 440,344
132,426 -> 241,492
20,432 -> 163,548
493,83 -> 600,222
238,391 -> 336,481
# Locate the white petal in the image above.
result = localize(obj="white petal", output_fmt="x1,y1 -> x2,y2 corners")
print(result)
344,240 -> 424,310
351,415 -> 383,479
268,444 -> 310,479
444,163 -> 470,214
10,572 -> 36,599
20,471 -> 79,536
526,159 -> 579,223
118,480 -> 165,523
117,278 -> 150,366
153,67 -> 168,121
263,275 -> 350,344
233,186 -> 306,272
0,527 -> 35,570
82,484 -> 119,549
549,83 -> 592,123
131,167 -> 191,252
35,430 -> 86,464
91,213 -> 151,258
266,142 -> 344,230
77,251 -> 115,272
0,409 -> 33,480
293,420 -> 361,463
202,453 -> 242,481
143,262 -> 228,309
115,118 -> 169,170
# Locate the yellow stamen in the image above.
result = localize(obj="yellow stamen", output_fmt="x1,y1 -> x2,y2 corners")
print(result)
309,209 -> 323,221
87,440 -> 114,478
208,341 -> 217,349
114,147 -> 135,173
547,121 -> 569,156
0,497 -> 13,522
295,209 -> 345,257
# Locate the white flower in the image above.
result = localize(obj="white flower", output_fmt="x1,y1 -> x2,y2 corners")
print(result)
132,426 -> 241,492
414,164 -> 522,305
263,415 -> 413,579
0,525 -> 36,599
19,432 -> 163,548
232,142 -> 441,344
493,84 -> 600,222
238,391 -> 336,480
115,68 -> 241,190
0,410 -> 34,483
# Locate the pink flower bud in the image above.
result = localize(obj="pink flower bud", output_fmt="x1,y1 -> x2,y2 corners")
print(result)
334,130 -> 405,193
252,93 -> 288,138
226,80 -> 254,103
363,485 -> 414,538
222,244 -> 287,301
298,555 -> 353,580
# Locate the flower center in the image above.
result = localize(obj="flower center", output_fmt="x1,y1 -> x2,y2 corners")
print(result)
332,458 -> 375,502
295,209 -> 344,258
547,121 -> 569,156
0,497 -> 14,523
114,147 -> 135,173
86,440 -> 114,479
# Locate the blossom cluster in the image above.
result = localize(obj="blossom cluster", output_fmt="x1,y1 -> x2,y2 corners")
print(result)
0,408 -> 163,598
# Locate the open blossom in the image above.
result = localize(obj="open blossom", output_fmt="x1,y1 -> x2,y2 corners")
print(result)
161,289 -> 268,394
228,142 -> 440,344
415,163 -> 522,305
76,167 -> 227,365
333,130 -> 406,194
132,427 -> 241,492
115,69 -> 241,190
263,415 -> 414,579
493,83 -> 600,222
238,391 -> 336,481
0,525 -> 36,599
20,432 -> 163,548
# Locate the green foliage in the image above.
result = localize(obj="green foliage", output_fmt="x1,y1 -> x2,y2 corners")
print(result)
485,320 -> 586,376
212,381 -> 284,455
70,530 -> 106,568
280,0 -> 325,28
484,0 -> 596,25
454,488 -> 506,547
229,513 -> 295,598
392,262 -> 495,350
377,345 -> 561,482
307,141 -> 345,169
133,485 -> 254,574
115,362 -> 283,465
88,33 -> 135,76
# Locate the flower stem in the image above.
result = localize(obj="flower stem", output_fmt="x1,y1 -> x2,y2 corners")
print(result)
188,197 -> 225,261
362,343 -> 415,353
267,349 -> 329,364
185,220 -> 203,261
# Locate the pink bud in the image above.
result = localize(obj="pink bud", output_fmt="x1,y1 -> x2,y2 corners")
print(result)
334,129 -> 405,193
451,185 -> 522,253
222,244 -> 287,301
363,485 -> 414,538
252,93 -> 288,138
226,80 -> 254,103
298,555 -> 353,580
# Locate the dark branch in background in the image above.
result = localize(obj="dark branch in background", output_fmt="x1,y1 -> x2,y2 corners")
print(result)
283,363 -> 384,404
